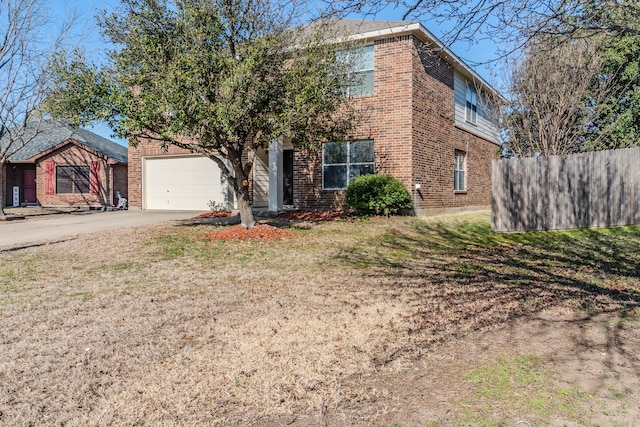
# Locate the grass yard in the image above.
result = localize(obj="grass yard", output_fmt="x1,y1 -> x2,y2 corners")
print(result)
0,211 -> 639,426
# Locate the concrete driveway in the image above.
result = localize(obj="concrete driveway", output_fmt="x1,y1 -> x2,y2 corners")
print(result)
0,209 -> 200,250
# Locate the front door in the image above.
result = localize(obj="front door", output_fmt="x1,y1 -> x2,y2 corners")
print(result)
283,150 -> 294,206
23,169 -> 36,203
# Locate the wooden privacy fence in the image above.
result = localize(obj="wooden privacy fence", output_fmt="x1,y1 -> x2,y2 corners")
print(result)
492,147 -> 640,232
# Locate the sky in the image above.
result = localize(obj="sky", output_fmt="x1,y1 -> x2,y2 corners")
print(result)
49,0 -> 125,144
49,0 -> 504,145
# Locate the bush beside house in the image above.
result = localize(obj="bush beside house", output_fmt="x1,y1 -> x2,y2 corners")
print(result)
346,174 -> 412,215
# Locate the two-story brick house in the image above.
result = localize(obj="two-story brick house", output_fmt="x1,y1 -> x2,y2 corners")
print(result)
127,19 -> 501,213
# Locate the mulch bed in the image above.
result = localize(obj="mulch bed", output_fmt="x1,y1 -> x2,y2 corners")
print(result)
192,210 -> 351,241
195,224 -> 297,241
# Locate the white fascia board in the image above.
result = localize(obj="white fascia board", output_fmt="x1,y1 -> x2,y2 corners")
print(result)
333,22 -> 421,43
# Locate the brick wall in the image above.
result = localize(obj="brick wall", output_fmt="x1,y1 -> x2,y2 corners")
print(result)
294,36 -> 416,210
113,164 -> 129,201
411,38 -> 498,211
36,143 -> 122,208
294,34 -> 499,212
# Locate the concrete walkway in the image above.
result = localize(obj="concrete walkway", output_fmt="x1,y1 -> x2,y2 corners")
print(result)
0,209 -> 199,250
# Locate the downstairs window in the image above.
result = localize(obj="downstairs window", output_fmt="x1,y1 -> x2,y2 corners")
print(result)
56,166 -> 90,194
322,140 -> 374,190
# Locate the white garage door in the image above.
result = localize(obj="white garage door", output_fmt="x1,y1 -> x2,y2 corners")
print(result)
144,155 -> 225,210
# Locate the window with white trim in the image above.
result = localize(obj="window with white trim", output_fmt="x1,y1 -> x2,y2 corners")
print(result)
338,44 -> 374,96
454,150 -> 466,191
465,85 -> 477,124
322,140 -> 374,189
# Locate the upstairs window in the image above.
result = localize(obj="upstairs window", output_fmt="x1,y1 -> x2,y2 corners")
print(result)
466,85 -> 478,124
56,166 -> 90,194
454,150 -> 466,191
323,140 -> 374,189
338,44 -> 374,97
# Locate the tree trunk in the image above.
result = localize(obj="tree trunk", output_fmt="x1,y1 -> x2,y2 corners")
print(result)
229,158 -> 255,228
221,145 -> 257,227
236,184 -> 255,227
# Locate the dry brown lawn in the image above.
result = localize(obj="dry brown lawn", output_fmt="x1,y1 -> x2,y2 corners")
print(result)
1,211 -> 639,426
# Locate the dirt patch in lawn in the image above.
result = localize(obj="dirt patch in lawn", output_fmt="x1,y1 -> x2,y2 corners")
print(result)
0,212 -> 638,426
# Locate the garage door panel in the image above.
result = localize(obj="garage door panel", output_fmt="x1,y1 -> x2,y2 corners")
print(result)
144,156 -> 225,211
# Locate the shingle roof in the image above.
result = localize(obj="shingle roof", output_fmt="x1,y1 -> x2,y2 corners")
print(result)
3,121 -> 127,163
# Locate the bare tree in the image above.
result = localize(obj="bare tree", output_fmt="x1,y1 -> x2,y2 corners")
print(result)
0,0 -> 74,218
501,36 -> 617,157
321,0 -> 640,56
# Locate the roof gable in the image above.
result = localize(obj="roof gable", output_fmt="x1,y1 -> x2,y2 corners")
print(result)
3,121 -> 128,163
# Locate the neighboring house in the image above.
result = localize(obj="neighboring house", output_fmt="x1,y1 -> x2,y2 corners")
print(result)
128,19 -> 501,213
2,121 -> 128,208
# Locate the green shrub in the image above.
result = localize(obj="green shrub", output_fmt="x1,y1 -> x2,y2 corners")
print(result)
346,174 -> 413,216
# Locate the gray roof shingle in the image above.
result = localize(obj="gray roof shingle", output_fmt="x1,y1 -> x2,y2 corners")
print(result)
3,121 -> 127,163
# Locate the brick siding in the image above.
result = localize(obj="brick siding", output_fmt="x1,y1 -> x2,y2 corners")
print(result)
294,34 -> 499,211
410,38 -> 497,211
36,143 -> 124,208
113,164 -> 129,202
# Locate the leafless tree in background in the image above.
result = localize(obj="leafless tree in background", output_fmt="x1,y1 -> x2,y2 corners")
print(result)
321,0 -> 640,56
501,36 -> 617,157
0,0 -> 75,218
